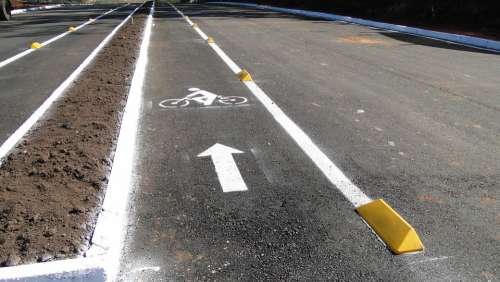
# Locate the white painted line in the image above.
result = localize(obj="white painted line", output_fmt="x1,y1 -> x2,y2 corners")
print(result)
0,4 -> 128,69
0,3 -> 141,162
210,43 -> 241,74
0,257 -> 105,281
193,25 -> 209,40
169,3 -> 372,207
198,143 -> 248,192
89,2 -> 155,281
11,4 -> 63,15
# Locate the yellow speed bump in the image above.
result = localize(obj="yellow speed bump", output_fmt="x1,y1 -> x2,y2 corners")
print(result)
356,199 -> 424,254
30,42 -> 42,49
237,69 -> 253,81
68,26 -> 77,32
207,37 -> 215,44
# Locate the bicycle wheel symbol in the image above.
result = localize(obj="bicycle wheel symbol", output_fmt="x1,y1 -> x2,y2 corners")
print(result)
218,96 -> 248,105
158,98 -> 190,108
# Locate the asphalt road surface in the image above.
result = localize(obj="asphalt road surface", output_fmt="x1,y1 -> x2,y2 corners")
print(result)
118,3 -> 499,282
0,4 -> 137,145
1,1 -> 499,281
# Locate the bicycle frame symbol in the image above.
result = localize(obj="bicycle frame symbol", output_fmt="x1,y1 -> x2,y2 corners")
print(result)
159,88 -> 248,108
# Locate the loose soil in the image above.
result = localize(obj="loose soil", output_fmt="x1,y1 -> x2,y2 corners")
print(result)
0,3 -> 149,266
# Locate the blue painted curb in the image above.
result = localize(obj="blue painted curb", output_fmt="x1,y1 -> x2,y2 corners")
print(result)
209,1 -> 500,53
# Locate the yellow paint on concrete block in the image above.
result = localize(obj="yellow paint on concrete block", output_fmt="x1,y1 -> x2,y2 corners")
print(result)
30,42 -> 42,49
207,37 -> 214,44
237,69 -> 253,81
356,199 -> 424,254
69,26 -> 77,32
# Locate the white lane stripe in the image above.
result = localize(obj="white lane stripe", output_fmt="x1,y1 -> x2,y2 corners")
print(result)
193,26 -> 209,40
0,3 -> 144,162
11,4 -> 63,15
0,4 -> 128,69
209,43 -> 241,74
169,3 -> 372,207
244,81 -> 371,206
89,2 -> 155,281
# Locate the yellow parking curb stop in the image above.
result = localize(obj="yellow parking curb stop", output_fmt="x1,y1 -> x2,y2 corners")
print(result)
30,42 -> 42,49
356,199 -> 424,255
207,37 -> 214,43
237,69 -> 253,81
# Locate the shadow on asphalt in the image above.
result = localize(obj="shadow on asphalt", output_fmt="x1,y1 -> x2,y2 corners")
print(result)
378,31 -> 500,55
166,3 -> 499,55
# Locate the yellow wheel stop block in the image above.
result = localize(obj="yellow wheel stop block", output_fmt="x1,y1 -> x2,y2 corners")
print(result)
30,42 -> 42,49
237,69 -> 253,81
207,37 -> 215,44
356,199 -> 424,254
69,26 -> 77,32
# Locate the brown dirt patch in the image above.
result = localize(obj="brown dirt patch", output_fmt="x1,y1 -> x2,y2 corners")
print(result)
337,35 -> 391,46
0,3 -> 150,266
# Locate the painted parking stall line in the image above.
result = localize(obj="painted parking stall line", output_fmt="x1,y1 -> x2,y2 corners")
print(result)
169,2 -> 424,255
0,4 -> 129,69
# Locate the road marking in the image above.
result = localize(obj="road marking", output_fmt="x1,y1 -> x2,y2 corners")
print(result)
170,2 -> 424,255
11,4 -> 63,15
130,266 -> 161,273
198,143 -> 248,192
169,2 -> 371,207
0,3 -> 141,162
158,87 -> 248,108
0,4 -> 128,69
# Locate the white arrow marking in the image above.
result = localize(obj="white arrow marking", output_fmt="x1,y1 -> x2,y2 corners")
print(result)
198,143 -> 248,192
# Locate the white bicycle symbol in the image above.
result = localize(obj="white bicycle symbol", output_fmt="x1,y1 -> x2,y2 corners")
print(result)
159,88 -> 248,108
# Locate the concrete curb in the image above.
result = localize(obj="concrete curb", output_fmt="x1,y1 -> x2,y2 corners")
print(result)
209,1 -> 500,53
11,4 -> 64,15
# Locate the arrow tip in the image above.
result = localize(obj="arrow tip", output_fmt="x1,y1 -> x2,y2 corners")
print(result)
198,143 -> 244,157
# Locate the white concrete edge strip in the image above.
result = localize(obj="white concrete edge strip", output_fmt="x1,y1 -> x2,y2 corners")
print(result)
210,2 -> 500,53
168,2 -> 372,208
0,3 -> 149,280
0,3 -> 142,162
0,257 -> 106,281
89,1 -> 154,281
11,4 -> 63,15
11,3 -> 96,14
0,4 -> 129,69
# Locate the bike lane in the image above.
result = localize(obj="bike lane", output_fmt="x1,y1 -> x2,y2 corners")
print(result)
118,4 -> 410,281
